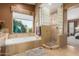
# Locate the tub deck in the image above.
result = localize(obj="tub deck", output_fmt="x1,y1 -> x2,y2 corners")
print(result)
5,36 -> 41,56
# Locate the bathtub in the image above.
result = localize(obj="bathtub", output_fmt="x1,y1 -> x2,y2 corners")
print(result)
5,36 -> 41,46
5,36 -> 41,55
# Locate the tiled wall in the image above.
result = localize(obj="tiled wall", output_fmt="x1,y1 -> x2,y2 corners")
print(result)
41,25 -> 52,44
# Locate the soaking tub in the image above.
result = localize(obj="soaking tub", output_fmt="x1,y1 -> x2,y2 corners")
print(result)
5,36 -> 41,55
5,36 -> 41,46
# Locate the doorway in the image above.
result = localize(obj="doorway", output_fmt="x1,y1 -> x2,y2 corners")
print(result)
67,4 -> 79,47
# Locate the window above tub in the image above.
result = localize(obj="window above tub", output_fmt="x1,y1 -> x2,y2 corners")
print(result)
12,12 -> 33,33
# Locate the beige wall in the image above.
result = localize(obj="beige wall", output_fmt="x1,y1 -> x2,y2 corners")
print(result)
0,4 -> 12,33
0,3 -> 35,33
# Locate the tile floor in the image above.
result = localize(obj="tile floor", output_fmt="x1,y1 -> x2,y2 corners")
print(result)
14,36 -> 79,56
14,45 -> 79,56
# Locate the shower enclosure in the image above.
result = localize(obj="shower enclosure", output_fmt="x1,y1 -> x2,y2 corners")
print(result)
38,3 -> 64,49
